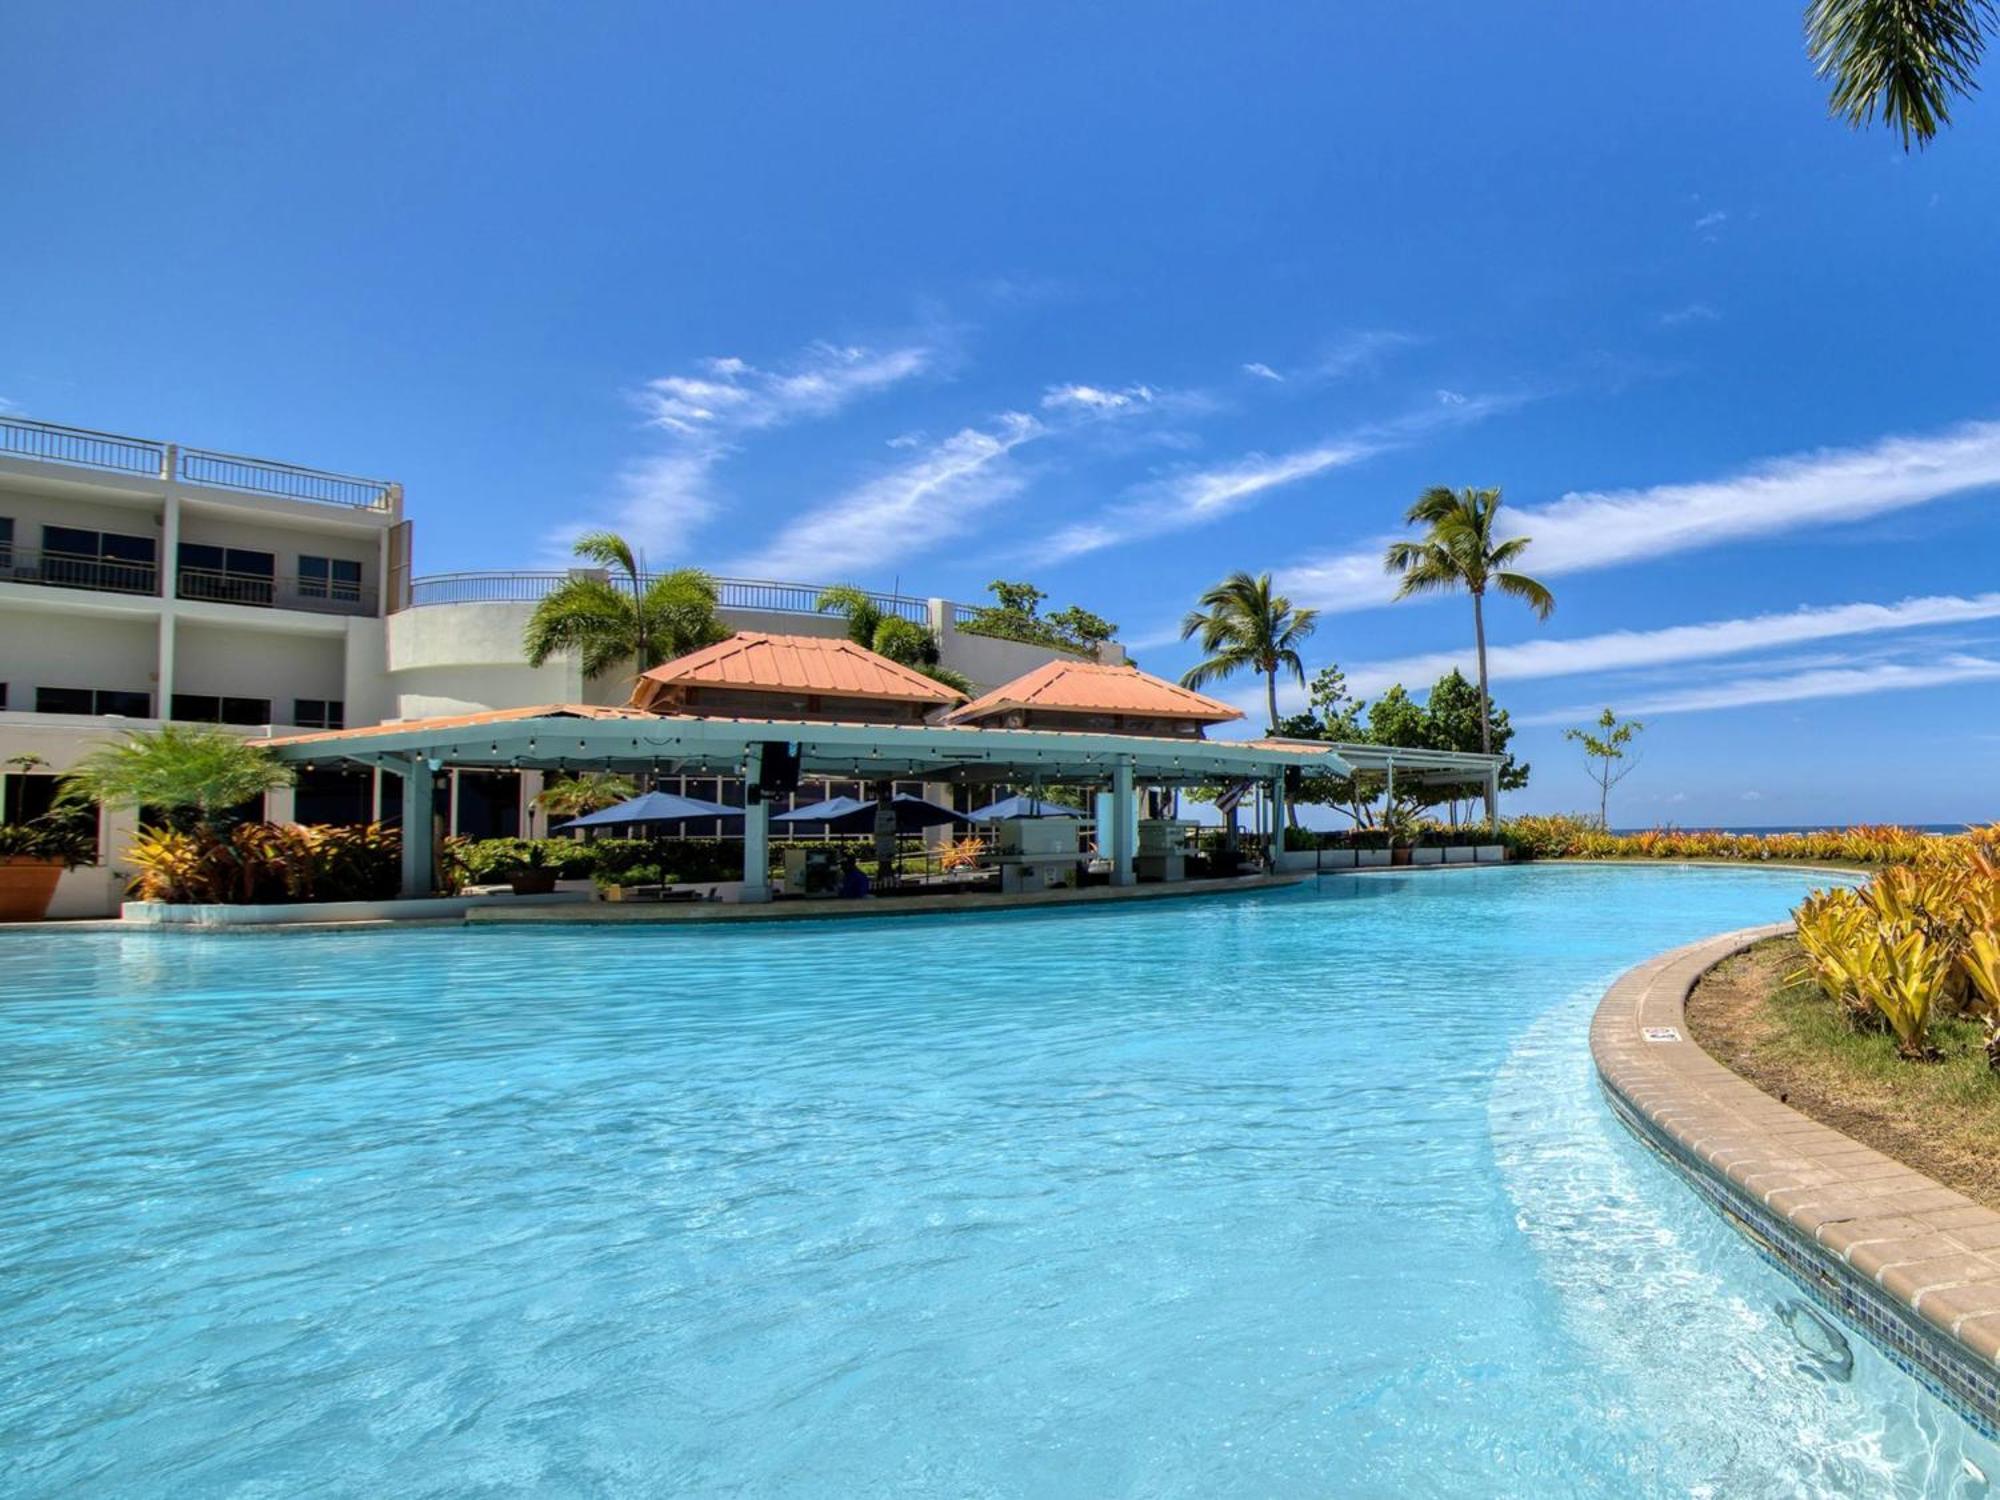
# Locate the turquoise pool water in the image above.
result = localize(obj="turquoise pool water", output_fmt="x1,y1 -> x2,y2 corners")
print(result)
3,866 -> 1995,1496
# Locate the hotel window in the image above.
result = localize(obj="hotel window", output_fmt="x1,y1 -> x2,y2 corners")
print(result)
177,542 -> 275,605
293,699 -> 345,730
0,516 -> 13,569
36,686 -> 151,717
299,555 -> 363,601
41,525 -> 157,594
171,694 -> 273,726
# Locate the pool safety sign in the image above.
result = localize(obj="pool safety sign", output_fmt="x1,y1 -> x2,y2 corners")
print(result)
1641,1027 -> 1682,1043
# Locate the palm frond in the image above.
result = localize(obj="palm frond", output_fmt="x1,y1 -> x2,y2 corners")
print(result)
570,530 -> 641,582
1808,0 -> 1994,149
523,576 -> 638,674
1493,570 -> 1555,620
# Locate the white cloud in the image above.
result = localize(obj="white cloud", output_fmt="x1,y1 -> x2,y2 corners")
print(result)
724,414 -> 1042,579
1342,591 -> 2000,696
1693,209 -> 1728,231
1041,383 -> 1155,413
1242,362 -> 1284,382
638,343 -> 930,436
1741,790 -> 1763,802
1036,439 -> 1376,563
1282,419 -> 2000,614
1435,388 -> 1468,406
1522,654 -> 2000,724
1317,330 -> 1419,378
552,340 -> 932,561
1658,302 -> 1719,328
886,431 -> 924,449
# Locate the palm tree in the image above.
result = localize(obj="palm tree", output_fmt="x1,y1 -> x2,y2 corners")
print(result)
1178,571 -> 1319,735
524,531 -> 729,682
1383,486 -> 1553,769
816,584 -> 973,695
533,772 -> 639,819
1807,0 -> 1994,149
58,724 -> 294,834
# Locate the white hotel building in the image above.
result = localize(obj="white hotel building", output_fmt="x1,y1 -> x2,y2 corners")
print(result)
0,415 -> 1115,916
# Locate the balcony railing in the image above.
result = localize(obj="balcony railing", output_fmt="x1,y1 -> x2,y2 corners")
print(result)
0,546 -> 159,596
0,415 -> 398,512
176,567 -> 378,617
407,571 -> 933,622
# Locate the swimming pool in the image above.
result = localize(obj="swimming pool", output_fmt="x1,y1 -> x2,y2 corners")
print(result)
3,866 -> 1994,1496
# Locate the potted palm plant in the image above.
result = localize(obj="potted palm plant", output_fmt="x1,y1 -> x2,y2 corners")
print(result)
1384,806 -> 1419,867
0,809 -> 98,921
506,843 -> 559,896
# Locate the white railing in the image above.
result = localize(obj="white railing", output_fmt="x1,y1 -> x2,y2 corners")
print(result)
0,415 -> 398,511
407,571 -> 934,621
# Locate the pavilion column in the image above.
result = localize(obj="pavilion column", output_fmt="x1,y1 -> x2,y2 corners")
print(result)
740,744 -> 771,903
1485,765 -> 1500,833
399,760 -> 435,898
1110,756 -> 1135,886
1268,770 -> 1286,870
869,778 -> 897,881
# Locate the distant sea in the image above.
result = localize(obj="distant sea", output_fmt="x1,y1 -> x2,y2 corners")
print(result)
1610,824 -> 1974,836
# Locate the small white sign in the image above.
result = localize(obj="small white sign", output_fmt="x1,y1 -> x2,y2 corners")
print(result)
1642,1027 -> 1682,1043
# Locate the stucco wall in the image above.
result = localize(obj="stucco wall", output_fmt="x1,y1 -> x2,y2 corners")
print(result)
174,620 -> 346,710
2,612 -> 158,710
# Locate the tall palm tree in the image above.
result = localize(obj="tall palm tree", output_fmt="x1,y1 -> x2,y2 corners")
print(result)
1178,571 -> 1319,735
1383,486 -> 1553,767
524,531 -> 729,681
1807,0 -> 1994,149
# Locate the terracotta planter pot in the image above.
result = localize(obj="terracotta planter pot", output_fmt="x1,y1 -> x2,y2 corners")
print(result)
508,868 -> 559,896
0,857 -> 65,922
1390,846 -> 1414,867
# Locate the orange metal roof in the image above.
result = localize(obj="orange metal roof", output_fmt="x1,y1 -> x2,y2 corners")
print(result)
948,659 -> 1243,725
634,632 -> 966,705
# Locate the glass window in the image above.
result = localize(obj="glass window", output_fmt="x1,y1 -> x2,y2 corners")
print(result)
177,543 -> 274,605
35,687 -> 94,715
293,699 -> 346,730
0,516 -> 13,569
299,555 -> 363,601
40,526 -> 156,593
172,694 -> 221,722
97,690 -> 152,718
294,766 -> 373,826
2,774 -> 98,860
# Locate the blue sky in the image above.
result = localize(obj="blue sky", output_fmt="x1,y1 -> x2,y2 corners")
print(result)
6,3 -> 2000,825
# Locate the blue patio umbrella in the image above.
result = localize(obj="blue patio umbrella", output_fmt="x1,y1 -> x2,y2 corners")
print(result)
772,794 -> 972,836
554,790 -> 742,833
966,794 -> 1078,820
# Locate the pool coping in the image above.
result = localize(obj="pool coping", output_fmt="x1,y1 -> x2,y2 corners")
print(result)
1591,925 -> 2000,1432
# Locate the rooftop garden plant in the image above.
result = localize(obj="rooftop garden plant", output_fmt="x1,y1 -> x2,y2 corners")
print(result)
955,580 -> 1118,660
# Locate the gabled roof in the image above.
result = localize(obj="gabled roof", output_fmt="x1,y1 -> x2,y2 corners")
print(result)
947,659 -> 1243,726
632,632 -> 966,706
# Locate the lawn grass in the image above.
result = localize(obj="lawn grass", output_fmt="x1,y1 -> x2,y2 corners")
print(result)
1688,936 -> 2000,1211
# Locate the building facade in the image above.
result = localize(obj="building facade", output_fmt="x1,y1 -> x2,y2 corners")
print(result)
0,415 -> 1119,915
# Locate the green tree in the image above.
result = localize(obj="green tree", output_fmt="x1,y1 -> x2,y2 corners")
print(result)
1563,708 -> 1645,829
957,580 -> 1119,658
1807,0 -> 1994,149
1384,486 -> 1552,819
1421,669 -> 1529,824
1046,604 -> 1118,655
59,725 -> 294,834
524,531 -> 729,681
1179,571 -> 1319,734
817,584 -> 973,694
534,772 -> 639,819
1278,666 -> 1371,824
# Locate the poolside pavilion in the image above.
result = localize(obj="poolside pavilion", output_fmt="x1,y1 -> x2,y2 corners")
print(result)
262,633 -> 1508,902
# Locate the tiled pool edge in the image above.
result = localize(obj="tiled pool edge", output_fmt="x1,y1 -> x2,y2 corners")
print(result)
1590,926 -> 2000,1435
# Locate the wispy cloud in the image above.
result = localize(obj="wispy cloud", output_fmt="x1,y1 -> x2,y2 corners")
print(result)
1317,330 -> 1420,378
552,340 -> 933,560
724,414 -> 1041,579
1037,439 -> 1375,563
1522,654 -> 2000,724
1281,419 -> 2000,614
1658,302 -> 1719,328
1035,390 -> 1526,565
1242,362 -> 1284,382
1041,382 -> 1155,413
1342,591 -> 2000,697
1693,209 -> 1728,232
